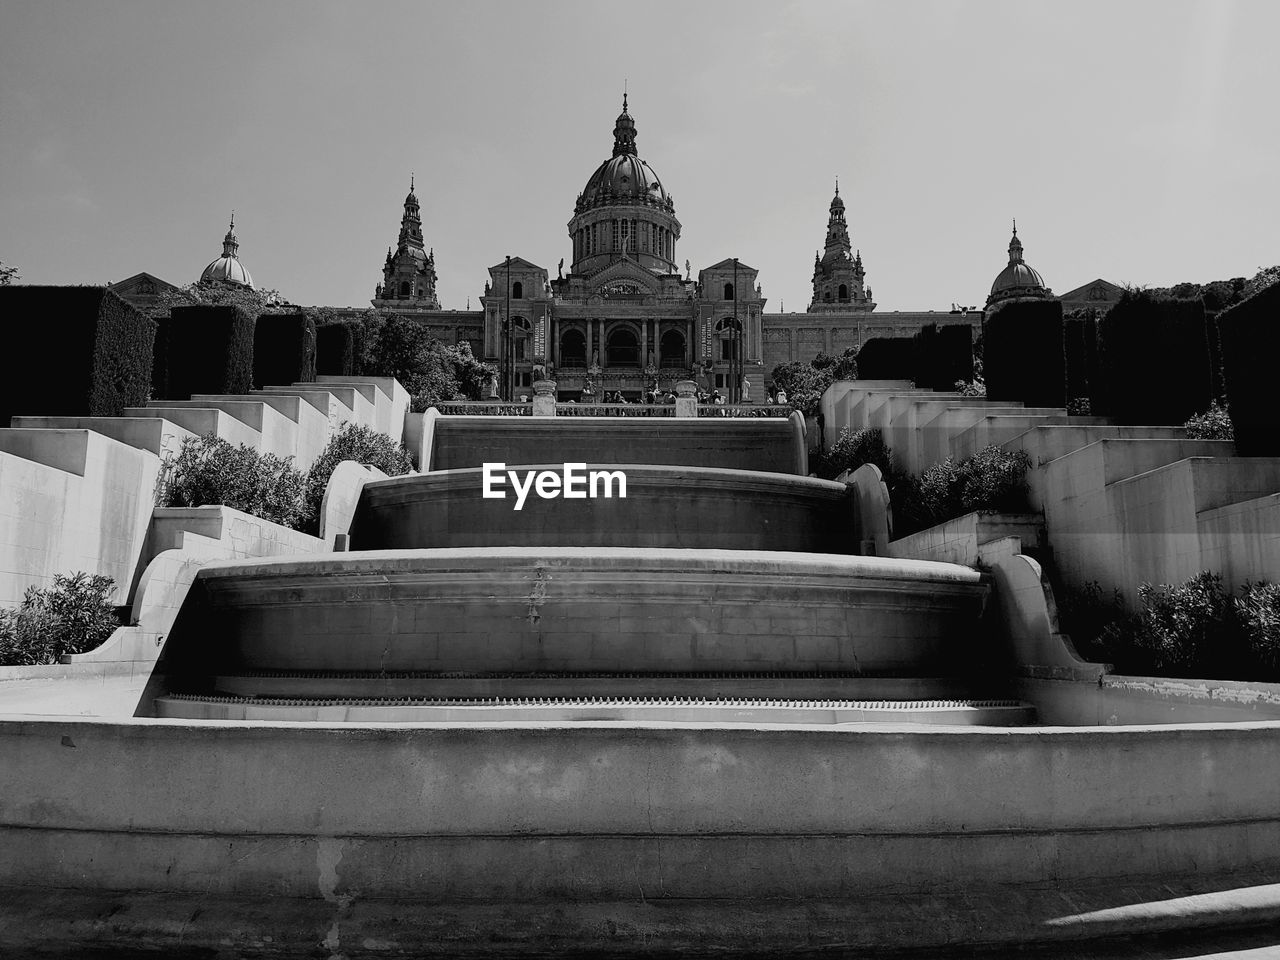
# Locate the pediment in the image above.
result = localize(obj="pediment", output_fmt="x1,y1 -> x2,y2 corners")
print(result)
586,259 -> 660,295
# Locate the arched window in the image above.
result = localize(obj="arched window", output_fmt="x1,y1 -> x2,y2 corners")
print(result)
838,284 -> 849,301
724,282 -> 734,301
823,287 -> 832,303
399,281 -> 411,297
559,329 -> 587,367
606,327 -> 640,366
512,281 -> 523,299
659,330 -> 685,367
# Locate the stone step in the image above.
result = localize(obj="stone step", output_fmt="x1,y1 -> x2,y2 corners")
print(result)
208,670 -> 988,702
156,693 -> 1037,725
144,399 -> 297,461
10,416 -> 196,461
123,406 -> 262,449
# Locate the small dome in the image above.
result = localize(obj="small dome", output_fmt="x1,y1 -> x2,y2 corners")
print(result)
199,216 -> 255,289
989,261 -> 1045,298
987,222 -> 1048,304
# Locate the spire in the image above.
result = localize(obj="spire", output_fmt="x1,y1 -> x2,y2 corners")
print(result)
612,90 -> 637,157
825,182 -> 850,253
834,176 -> 839,196
398,183 -> 424,251
1008,219 -> 1024,263
221,212 -> 239,258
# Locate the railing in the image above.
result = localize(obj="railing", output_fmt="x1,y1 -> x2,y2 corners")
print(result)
555,403 -> 677,417
428,401 -> 532,416
697,404 -> 792,418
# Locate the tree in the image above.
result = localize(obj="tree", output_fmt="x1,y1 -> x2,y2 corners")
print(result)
0,261 -> 19,285
158,281 -> 292,317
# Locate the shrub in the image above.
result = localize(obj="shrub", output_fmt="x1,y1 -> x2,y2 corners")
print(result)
160,304 -> 256,399
827,427 -> 895,479
253,312 -> 317,388
1184,401 -> 1234,440
1130,572 -> 1234,673
0,573 -> 120,666
303,424 -> 413,530
0,286 -> 154,426
410,340 -> 498,411
1217,276 -> 1280,455
1235,581 -> 1280,671
1095,291 -> 1212,425
317,323 -> 356,376
893,445 -> 1032,536
855,337 -> 916,381
914,324 -> 974,391
954,379 -> 986,398
982,298 -> 1066,408
161,434 -> 306,528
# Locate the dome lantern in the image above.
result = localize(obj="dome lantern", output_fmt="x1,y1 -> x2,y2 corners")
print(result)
199,212 -> 254,289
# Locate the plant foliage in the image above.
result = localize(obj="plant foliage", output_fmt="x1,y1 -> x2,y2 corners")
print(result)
303,424 -> 413,531
161,434 -> 307,528
0,573 -> 120,666
1184,401 -> 1234,440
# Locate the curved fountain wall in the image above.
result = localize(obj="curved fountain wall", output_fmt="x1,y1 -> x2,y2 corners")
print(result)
351,466 -> 853,552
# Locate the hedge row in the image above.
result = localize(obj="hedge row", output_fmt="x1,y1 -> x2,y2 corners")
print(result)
982,298 -> 1065,408
253,312 -> 317,389
913,323 -> 974,390
855,337 -> 916,380
1094,291 -> 1211,425
1218,279 -> 1280,455
1063,314 -> 1099,406
0,286 -> 155,426
316,323 -> 356,376
157,304 -> 256,400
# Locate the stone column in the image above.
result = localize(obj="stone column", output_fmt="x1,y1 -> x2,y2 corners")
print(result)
532,380 -> 557,417
585,319 -> 593,367
640,319 -> 648,370
675,380 -> 698,418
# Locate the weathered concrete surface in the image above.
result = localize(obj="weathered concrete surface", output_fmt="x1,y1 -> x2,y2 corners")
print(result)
352,465 -> 855,553
4,871 -> 1280,957
428,415 -> 804,474
1022,674 -> 1280,725
159,548 -> 988,677
3,717 -> 1280,955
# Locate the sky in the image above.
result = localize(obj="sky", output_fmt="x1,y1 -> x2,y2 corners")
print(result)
1,0 -> 1276,313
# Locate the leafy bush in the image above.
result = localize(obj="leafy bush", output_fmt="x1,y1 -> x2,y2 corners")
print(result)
982,298 -> 1066,408
894,446 -> 1032,535
410,340 -> 497,411
770,359 -> 836,416
1217,276 -> 1280,455
1129,572 -> 1235,673
161,434 -> 306,528
317,322 -> 356,376
825,427 -> 894,478
954,378 -> 986,398
1235,581 -> 1280,671
303,424 -> 413,530
1184,401 -> 1234,440
0,573 -> 120,666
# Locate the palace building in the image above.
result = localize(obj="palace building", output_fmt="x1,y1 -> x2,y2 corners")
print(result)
114,97 -> 1110,398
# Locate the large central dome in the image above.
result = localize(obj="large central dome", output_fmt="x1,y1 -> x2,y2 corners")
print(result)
568,95 -> 681,276
575,96 -> 674,215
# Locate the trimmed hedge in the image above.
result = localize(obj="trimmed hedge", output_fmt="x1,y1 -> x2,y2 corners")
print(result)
160,305 -> 256,400
1063,314 -> 1099,407
253,312 -> 317,389
982,298 -> 1065,408
913,323 -> 973,390
316,323 -> 356,376
1218,278 -> 1280,454
855,337 -> 916,381
1094,291 -> 1211,425
0,286 -> 155,425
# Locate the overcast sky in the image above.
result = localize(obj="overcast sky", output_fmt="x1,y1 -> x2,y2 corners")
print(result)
1,0 -> 1275,313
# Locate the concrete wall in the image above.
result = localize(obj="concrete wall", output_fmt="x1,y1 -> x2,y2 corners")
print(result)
1021,674 -> 1280,724
887,511 -> 1044,568
429,416 -> 804,474
164,550 -> 987,678
0,430 -> 158,606
352,466 -> 855,553
3,716 -> 1280,905
1042,441 -> 1275,602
